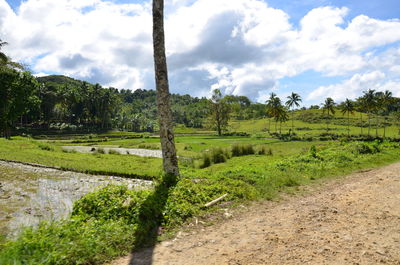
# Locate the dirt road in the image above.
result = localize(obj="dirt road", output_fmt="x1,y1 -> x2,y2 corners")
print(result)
111,163 -> 400,265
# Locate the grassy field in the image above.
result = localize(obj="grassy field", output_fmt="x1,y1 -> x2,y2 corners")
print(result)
231,109 -> 400,138
1,113 -> 400,264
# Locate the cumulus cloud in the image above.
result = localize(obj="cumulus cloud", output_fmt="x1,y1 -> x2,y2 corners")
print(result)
0,0 -> 400,103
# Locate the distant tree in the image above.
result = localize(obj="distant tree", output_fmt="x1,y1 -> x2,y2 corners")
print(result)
391,111 -> 400,136
266,92 -> 277,131
153,0 -> 179,177
376,90 -> 393,137
285,92 -> 302,134
275,105 -> 289,134
361,89 -> 377,137
355,97 -> 366,135
322,97 -> 336,131
341,99 -> 355,136
209,89 -> 230,136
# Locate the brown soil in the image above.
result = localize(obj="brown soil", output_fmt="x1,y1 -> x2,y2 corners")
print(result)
111,163 -> 400,265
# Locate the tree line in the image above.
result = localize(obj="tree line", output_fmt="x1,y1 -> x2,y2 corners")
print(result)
1,39 -> 400,138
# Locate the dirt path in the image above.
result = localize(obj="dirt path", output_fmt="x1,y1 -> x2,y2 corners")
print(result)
111,163 -> 400,265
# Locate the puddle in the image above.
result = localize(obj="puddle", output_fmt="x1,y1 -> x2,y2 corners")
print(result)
0,161 -> 153,238
62,145 -> 162,158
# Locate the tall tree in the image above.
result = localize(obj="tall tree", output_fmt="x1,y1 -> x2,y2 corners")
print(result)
376,90 -> 393,137
341,99 -> 355,136
361,89 -> 376,137
355,97 -> 366,135
285,92 -> 302,134
275,105 -> 289,134
152,0 -> 179,178
209,89 -> 230,136
266,92 -> 277,132
0,40 -> 7,64
322,97 -> 335,131
0,40 -> 23,70
0,70 -> 40,138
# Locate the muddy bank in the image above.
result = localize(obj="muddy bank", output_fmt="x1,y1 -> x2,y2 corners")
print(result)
0,161 -> 153,237
62,146 -> 163,158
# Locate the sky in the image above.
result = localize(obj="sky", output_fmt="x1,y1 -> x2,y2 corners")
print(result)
1,0 -> 400,106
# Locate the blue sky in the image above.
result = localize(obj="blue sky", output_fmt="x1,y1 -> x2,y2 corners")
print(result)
1,0 -> 400,106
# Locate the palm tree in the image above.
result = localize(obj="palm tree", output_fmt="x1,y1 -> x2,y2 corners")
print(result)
361,89 -> 376,137
276,106 -> 289,134
266,92 -> 277,132
268,96 -> 282,133
0,40 -> 23,70
0,40 -> 8,64
341,99 -> 355,136
322,97 -> 335,131
285,92 -> 302,134
356,97 -> 366,135
392,111 -> 400,137
378,90 -> 393,138
153,0 -> 179,178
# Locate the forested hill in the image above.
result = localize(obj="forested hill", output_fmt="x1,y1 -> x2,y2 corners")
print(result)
31,75 -> 266,132
34,75 -> 211,131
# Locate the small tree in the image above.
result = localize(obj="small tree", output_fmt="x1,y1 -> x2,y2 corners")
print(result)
208,89 -> 230,136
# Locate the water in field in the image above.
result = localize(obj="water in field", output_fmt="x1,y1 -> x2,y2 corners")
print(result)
0,161 -> 152,238
62,145 -> 163,158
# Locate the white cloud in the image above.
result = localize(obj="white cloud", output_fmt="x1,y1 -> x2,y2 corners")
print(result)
307,71 -> 400,102
0,0 -> 400,103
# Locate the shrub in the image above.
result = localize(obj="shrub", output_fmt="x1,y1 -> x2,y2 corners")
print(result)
96,148 -> 105,154
211,148 -> 227,164
309,145 -> 317,158
37,144 -> 54,151
267,148 -> 273,156
231,144 -> 255,157
257,146 -> 266,155
108,149 -> 120,155
200,154 -> 211,168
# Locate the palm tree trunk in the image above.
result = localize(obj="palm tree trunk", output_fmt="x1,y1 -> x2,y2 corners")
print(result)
360,113 -> 363,135
268,118 -> 271,132
368,112 -> 371,137
291,109 -> 294,134
153,0 -> 179,178
383,116 -> 386,138
348,112 -> 350,137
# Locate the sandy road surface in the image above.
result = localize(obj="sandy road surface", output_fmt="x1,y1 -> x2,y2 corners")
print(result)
111,163 -> 400,265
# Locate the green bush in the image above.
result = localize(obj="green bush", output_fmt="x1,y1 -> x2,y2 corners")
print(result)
231,144 -> 255,157
108,149 -> 120,155
200,154 -> 211,168
96,148 -> 105,154
37,144 -> 54,151
211,148 -> 227,163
